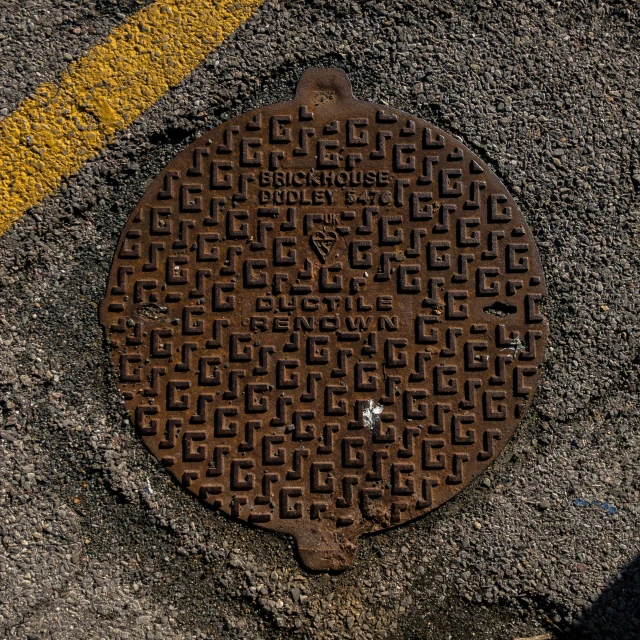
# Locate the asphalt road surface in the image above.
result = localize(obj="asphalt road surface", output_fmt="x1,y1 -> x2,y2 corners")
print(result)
0,1 -> 638,639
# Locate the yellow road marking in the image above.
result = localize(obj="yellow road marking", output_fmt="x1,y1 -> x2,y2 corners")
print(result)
0,0 -> 263,236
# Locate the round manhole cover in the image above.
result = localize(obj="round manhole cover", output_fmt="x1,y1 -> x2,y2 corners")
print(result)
100,68 -> 547,570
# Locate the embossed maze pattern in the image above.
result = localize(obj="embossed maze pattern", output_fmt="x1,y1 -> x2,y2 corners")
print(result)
100,70 -> 547,570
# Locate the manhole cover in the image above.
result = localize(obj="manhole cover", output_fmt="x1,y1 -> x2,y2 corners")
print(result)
100,68 -> 548,570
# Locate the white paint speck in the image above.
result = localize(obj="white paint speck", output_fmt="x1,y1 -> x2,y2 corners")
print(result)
362,399 -> 384,430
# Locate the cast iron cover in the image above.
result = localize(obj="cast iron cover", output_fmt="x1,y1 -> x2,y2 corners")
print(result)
99,68 -> 548,570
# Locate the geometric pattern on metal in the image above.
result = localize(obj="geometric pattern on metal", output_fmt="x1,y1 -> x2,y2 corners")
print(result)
99,68 -> 548,570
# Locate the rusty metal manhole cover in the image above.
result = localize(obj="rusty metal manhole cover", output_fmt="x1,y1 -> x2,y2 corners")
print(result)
99,68 -> 548,570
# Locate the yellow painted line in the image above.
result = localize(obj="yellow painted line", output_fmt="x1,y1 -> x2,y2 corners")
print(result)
0,0 -> 263,236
